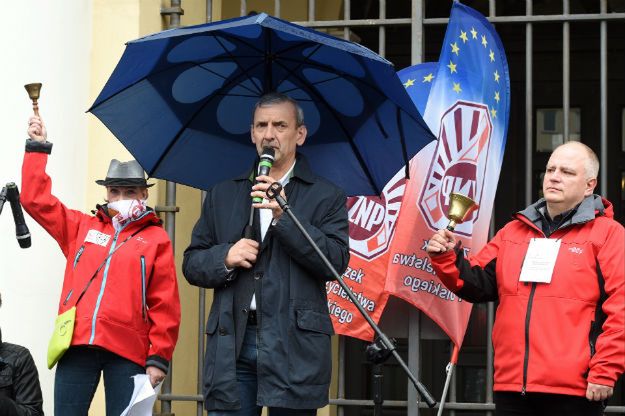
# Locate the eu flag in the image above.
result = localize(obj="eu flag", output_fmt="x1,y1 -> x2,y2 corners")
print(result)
385,0 -> 510,349
424,1 -> 510,160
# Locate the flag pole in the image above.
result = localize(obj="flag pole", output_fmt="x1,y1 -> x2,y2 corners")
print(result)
437,344 -> 459,416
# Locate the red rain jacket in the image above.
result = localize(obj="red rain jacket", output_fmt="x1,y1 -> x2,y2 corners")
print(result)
21,146 -> 180,371
431,196 -> 624,397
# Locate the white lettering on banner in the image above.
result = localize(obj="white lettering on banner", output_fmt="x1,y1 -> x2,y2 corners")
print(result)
326,281 -> 376,312
401,275 -> 463,302
342,266 -> 365,284
391,252 -> 436,275
348,169 -> 406,260
351,198 -> 385,231
418,101 -> 492,236
328,301 -> 354,324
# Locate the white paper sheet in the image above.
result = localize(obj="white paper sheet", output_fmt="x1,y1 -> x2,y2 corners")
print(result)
120,374 -> 162,416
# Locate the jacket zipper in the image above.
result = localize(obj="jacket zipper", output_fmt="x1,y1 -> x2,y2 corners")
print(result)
140,255 -> 147,322
89,227 -> 123,344
63,289 -> 74,305
521,281 -> 538,395
87,214 -> 151,344
73,245 -> 85,269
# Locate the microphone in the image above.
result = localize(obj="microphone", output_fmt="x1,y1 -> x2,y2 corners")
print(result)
243,147 -> 276,239
5,183 -> 31,248
252,147 -> 275,203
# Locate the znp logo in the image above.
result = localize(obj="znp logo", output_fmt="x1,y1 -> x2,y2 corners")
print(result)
418,101 -> 492,236
348,169 -> 406,260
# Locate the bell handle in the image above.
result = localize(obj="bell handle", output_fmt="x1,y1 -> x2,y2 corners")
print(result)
446,220 -> 458,232
24,83 -> 42,117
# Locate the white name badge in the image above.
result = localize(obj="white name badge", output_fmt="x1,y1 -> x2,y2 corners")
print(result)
519,238 -> 561,284
85,229 -> 111,247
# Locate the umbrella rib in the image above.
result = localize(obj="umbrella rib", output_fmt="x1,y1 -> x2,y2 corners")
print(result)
265,26 -> 272,93
396,106 -> 411,180
195,62 -> 263,96
270,43 -> 322,91
212,35 -> 265,94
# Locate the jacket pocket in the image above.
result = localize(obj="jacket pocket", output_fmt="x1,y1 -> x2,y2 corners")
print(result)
203,310 -> 221,397
140,256 -> 147,322
295,309 -> 334,335
288,309 -> 333,385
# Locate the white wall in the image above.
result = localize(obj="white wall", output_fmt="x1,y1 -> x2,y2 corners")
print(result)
0,2 -> 92,414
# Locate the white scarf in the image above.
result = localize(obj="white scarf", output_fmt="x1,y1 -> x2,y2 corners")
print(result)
107,199 -> 147,230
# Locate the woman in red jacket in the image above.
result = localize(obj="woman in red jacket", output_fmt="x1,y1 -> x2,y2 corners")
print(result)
22,116 -> 181,416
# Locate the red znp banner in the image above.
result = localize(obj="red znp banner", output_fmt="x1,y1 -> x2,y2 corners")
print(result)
385,101 -> 496,348
326,169 -> 405,341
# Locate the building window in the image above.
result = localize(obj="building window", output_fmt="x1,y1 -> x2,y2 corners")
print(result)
535,108 -> 581,152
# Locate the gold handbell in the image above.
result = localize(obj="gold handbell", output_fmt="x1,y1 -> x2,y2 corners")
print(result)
24,83 -> 42,116
446,193 -> 479,231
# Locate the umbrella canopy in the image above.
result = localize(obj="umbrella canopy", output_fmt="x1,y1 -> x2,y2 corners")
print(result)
90,13 -> 435,196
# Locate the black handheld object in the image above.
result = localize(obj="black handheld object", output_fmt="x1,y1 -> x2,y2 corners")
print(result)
244,147 -> 276,239
252,147 -> 275,203
5,183 -> 31,248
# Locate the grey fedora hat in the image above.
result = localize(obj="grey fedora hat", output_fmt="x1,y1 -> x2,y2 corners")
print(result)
95,159 -> 154,187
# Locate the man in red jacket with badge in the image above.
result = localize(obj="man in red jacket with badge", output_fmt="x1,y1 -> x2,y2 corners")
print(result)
22,115 -> 180,416
427,141 -> 624,415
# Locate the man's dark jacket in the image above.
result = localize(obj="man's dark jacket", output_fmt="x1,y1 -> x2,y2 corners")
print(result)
0,331 -> 44,416
183,154 -> 350,410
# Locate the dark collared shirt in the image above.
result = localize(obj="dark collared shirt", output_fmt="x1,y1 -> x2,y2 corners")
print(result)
539,206 -> 578,237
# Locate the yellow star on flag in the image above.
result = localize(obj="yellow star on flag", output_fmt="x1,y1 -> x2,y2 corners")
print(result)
470,27 -> 478,39
489,50 -> 495,62
490,108 -> 497,118
494,70 -> 500,82
451,42 -> 460,55
423,73 -> 434,83
494,91 -> 500,103
403,78 -> 415,88
447,60 -> 457,74
459,31 -> 468,43
481,35 -> 488,47
453,82 -> 462,94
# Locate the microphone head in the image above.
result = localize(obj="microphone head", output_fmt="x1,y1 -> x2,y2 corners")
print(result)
260,146 -> 275,160
257,147 -> 275,177
16,224 -> 31,248
17,235 -> 31,249
253,147 -> 276,203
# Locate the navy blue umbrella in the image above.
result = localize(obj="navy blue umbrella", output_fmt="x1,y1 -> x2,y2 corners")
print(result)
90,13 -> 435,196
